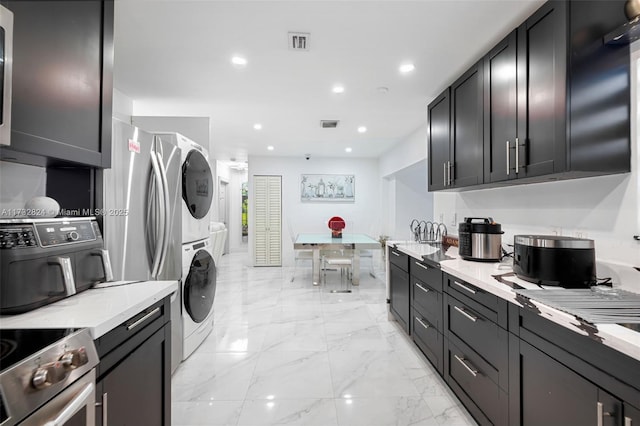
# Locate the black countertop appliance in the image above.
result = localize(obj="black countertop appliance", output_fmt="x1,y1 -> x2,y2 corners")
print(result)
513,235 -> 596,288
458,217 -> 503,262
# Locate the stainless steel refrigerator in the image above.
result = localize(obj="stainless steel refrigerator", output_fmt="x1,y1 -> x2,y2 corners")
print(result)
101,118 -> 183,372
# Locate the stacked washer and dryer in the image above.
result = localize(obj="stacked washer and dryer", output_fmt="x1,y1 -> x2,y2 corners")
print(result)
156,133 -> 217,362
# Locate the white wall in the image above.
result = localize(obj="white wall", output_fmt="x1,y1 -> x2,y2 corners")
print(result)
248,155 -> 381,266
113,89 -> 134,123
379,124 -> 428,177
433,45 -> 640,267
130,116 -> 210,151
0,162 -> 47,217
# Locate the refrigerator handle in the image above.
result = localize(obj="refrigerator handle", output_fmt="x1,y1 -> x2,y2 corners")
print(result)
149,148 -> 166,279
156,150 -> 171,276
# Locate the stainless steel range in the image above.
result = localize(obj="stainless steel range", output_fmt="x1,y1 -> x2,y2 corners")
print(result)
0,328 -> 98,425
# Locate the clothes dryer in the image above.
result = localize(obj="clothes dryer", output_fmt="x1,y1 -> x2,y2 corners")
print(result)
181,237 -> 216,360
156,133 -> 213,244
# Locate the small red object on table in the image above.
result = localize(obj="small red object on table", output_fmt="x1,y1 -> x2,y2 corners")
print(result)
328,216 -> 346,238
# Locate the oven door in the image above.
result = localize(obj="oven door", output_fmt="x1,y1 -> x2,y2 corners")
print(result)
21,370 -> 95,426
0,4 -> 13,146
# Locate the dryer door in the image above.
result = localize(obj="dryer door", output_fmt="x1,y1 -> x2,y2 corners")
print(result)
184,249 -> 216,323
182,150 -> 213,219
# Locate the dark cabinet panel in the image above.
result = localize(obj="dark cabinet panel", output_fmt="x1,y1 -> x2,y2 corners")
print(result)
625,403 -> 640,426
516,0 -> 567,179
450,61 -> 484,188
2,0 -> 113,168
389,262 -> 410,333
411,312 -> 443,373
427,88 -> 451,192
484,31 -> 517,183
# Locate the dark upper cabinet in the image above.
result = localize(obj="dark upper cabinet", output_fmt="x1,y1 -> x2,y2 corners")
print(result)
450,62 -> 484,188
438,0 -> 630,191
484,31 -> 517,184
427,88 -> 450,192
1,0 -> 113,168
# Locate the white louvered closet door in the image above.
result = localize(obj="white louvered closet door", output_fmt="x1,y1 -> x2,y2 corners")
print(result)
253,175 -> 282,266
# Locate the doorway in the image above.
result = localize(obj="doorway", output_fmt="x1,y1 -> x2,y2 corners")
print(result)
218,178 -> 229,254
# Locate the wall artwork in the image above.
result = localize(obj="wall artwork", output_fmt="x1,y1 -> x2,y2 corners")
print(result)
301,174 -> 355,202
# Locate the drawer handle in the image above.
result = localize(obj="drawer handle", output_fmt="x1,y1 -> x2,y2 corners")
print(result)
625,416 -> 632,426
126,307 -> 161,331
415,282 -> 431,294
414,261 -> 430,270
416,317 -> 431,330
454,354 -> 478,377
392,251 -> 400,257
453,281 -> 477,295
454,306 -> 478,322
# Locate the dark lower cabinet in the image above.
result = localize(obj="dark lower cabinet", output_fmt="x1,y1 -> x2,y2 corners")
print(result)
95,298 -> 171,425
389,262 -> 410,333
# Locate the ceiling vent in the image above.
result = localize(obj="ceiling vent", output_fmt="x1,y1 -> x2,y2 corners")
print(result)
320,120 -> 339,128
288,32 -> 310,51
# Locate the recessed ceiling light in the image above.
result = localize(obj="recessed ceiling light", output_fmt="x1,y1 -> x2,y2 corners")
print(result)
357,126 -> 367,133
231,56 -> 247,67
332,85 -> 345,94
253,123 -> 262,130
267,145 -> 274,151
345,147 -> 352,153
399,63 -> 415,73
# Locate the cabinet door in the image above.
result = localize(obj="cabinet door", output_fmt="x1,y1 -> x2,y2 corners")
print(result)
625,403 -> 640,426
4,0 -> 113,167
389,263 -> 409,333
450,61 -> 483,188
427,88 -> 451,192
96,324 -> 170,426
519,340 -> 620,426
516,0 -> 567,179
484,31 -> 517,183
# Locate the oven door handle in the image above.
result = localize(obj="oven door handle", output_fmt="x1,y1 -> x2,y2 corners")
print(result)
43,382 -> 94,426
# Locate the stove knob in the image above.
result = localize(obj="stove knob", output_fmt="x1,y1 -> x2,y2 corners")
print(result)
59,347 -> 89,369
31,362 -> 66,389
66,231 -> 79,242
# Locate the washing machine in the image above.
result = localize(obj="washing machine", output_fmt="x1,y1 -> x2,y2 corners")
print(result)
181,237 -> 216,360
156,133 -> 213,244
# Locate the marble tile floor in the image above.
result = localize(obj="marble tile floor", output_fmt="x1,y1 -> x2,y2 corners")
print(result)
172,252 -> 477,426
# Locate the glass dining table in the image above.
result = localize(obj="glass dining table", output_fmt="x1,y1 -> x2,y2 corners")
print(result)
293,233 -> 381,285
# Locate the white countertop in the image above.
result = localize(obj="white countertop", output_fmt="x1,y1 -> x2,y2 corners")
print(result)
392,241 -> 640,362
0,280 -> 178,339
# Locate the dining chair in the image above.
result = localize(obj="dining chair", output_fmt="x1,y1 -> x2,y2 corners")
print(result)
288,221 -> 313,282
321,249 -> 353,293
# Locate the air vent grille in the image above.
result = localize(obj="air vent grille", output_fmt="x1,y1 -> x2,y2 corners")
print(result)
320,120 -> 339,128
288,32 -> 310,51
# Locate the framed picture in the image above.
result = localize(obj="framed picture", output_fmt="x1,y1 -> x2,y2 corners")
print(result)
300,174 -> 355,202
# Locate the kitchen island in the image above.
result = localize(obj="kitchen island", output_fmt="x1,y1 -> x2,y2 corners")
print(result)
387,241 -> 640,426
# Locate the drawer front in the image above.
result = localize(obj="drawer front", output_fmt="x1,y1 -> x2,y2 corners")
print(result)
412,313 -> 443,373
410,259 -> 442,291
447,339 -> 504,426
390,263 -> 410,333
446,275 -> 498,313
446,294 -> 505,371
389,247 -> 409,271
411,279 -> 442,330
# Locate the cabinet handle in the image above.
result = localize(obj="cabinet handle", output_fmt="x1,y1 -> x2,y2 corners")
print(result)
415,282 -> 431,294
416,317 -> 431,330
447,161 -> 452,186
126,307 -> 160,331
597,402 -> 612,426
443,162 -> 447,186
391,251 -> 400,257
103,392 -> 108,425
454,306 -> 478,322
414,261 -> 430,270
625,416 -> 632,426
506,140 -> 510,176
453,280 -> 476,295
515,137 -> 520,174
454,354 -> 478,377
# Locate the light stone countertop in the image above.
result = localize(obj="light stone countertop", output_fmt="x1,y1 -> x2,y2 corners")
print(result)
390,241 -> 640,362
0,280 -> 178,339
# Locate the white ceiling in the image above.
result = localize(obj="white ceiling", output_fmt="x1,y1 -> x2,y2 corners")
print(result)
113,0 -> 544,162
